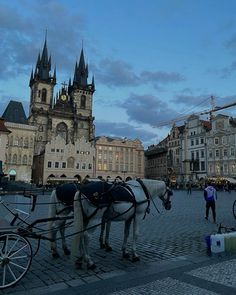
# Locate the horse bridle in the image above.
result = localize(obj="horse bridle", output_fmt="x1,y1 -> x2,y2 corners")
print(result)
159,187 -> 172,210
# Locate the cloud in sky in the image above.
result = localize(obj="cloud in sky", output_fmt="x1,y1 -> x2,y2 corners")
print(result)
94,58 -> 185,88
1,0 -> 236,149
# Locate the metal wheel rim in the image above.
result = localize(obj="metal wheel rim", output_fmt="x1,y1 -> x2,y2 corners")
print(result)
233,200 -> 236,220
0,233 -> 32,289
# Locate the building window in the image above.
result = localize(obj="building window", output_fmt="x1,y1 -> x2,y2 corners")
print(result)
223,149 -> 228,157
76,163 -> 80,169
209,150 -> 212,158
201,161 -> 205,171
215,138 -> 219,145
48,161 -> 52,168
88,163 -> 92,169
55,162 -> 59,168
56,122 -> 68,142
81,95 -> 86,109
82,163 -> 86,169
62,162 -> 66,168
200,138 -> 204,144
12,154 -> 17,164
51,149 -> 55,152
22,155 -> 27,165
191,140 -> 194,146
42,88 -> 47,102
196,139 -> 199,145
231,148 -> 235,156
215,150 -> 219,157
67,157 -> 75,168
201,150 -> 204,158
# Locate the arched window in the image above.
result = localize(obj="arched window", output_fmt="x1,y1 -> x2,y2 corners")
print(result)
81,95 -> 86,109
23,155 -> 27,165
12,154 -> 17,164
67,157 -> 75,168
42,88 -> 47,102
9,136 -> 13,146
19,137 -> 23,147
30,138 -> 33,148
56,122 -> 68,142
14,136 -> 19,146
24,137 -> 29,147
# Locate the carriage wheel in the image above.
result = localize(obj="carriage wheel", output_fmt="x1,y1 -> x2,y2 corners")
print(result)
0,233 -> 32,289
233,200 -> 236,220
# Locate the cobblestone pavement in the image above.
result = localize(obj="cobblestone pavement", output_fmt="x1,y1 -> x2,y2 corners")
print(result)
1,189 -> 236,294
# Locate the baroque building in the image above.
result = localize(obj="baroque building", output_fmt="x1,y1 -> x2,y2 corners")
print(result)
28,38 -> 96,184
180,115 -> 211,184
206,114 -> 236,178
95,136 -> 144,180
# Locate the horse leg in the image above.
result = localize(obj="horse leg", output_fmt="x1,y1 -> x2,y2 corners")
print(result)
99,218 -> 106,249
104,221 -> 112,252
122,218 -> 132,259
59,220 -> 71,256
131,217 -> 140,262
50,221 -> 60,258
83,231 -> 96,270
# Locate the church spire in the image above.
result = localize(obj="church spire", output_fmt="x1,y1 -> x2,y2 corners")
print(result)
30,34 -> 55,84
73,48 -> 88,87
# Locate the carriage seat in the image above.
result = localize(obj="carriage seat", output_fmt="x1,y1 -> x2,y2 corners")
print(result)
56,183 -> 81,206
80,181 -> 135,207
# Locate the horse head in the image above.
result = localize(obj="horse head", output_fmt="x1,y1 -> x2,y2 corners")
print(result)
160,186 -> 172,210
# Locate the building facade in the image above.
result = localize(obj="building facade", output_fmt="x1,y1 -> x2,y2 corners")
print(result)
145,137 -> 168,180
95,136 -> 144,180
2,101 -> 37,182
180,115 -> 211,184
206,114 -> 236,178
0,118 -> 11,177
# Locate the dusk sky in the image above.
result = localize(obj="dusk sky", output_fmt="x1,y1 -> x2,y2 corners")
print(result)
1,0 -> 236,148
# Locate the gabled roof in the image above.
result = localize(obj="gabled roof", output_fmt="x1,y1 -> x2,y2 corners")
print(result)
0,118 -> 11,133
2,100 -> 28,124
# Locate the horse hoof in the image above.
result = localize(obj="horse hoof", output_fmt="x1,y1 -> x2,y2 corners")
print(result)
132,256 -> 140,262
75,258 -> 83,269
122,252 -> 130,259
87,263 -> 96,270
64,248 -> 71,256
52,253 -> 60,259
75,262 -> 83,269
105,245 -> 112,252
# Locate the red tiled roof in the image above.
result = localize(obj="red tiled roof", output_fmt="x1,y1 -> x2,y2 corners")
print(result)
0,118 -> 11,133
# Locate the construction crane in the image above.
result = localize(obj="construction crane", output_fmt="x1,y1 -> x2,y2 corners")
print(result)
152,99 -> 236,128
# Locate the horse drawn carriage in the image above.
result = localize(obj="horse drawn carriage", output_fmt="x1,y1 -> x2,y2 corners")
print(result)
0,179 -> 173,290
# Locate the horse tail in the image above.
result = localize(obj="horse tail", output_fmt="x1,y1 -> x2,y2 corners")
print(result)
71,191 -> 84,262
48,189 -> 57,241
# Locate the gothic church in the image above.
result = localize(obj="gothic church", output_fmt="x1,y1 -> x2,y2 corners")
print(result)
28,38 -> 96,184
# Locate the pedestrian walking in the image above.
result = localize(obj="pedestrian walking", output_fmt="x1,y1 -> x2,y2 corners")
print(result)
204,183 -> 217,223
187,182 -> 192,195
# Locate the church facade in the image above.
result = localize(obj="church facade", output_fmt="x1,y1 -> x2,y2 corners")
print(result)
28,38 -> 96,184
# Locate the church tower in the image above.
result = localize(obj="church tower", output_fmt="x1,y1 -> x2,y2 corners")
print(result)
28,37 -> 56,154
68,48 -> 95,142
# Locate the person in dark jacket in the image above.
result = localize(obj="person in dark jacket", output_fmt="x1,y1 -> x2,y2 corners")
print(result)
204,184 -> 217,223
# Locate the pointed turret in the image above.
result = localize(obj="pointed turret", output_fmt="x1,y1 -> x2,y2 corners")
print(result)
30,36 -> 55,84
73,48 -> 88,87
